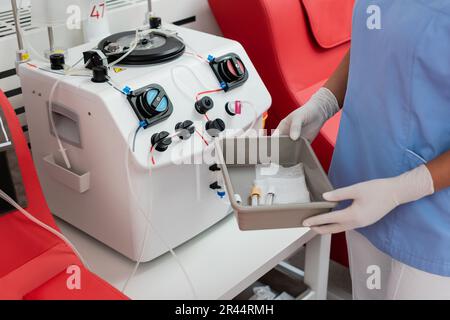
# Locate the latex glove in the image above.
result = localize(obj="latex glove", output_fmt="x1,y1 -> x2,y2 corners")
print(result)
303,165 -> 435,235
275,87 -> 340,141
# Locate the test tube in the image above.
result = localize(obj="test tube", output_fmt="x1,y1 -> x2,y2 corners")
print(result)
266,187 -> 276,206
251,186 -> 262,207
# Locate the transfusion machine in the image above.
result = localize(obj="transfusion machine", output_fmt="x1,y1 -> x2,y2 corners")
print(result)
19,24 -> 271,262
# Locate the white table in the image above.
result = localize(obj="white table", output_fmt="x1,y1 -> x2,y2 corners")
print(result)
57,214 -> 331,300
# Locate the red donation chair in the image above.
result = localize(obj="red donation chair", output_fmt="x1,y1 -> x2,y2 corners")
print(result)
0,91 -> 128,300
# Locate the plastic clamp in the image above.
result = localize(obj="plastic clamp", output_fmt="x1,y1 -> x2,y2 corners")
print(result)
217,191 -> 226,199
122,86 -> 132,95
139,120 -> 148,128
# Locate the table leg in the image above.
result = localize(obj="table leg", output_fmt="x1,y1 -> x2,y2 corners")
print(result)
304,234 -> 331,300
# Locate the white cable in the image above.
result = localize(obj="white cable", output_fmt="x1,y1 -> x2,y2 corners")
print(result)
183,41 -> 207,63
122,102 -> 258,295
224,101 -> 259,138
47,59 -> 89,170
184,52 -> 205,63
105,75 -> 126,94
122,127 -> 151,292
170,65 -> 211,102
0,189 -> 89,268
0,114 -> 10,142
48,76 -> 71,169
240,101 -> 259,137
123,128 -> 198,299
108,29 -> 139,68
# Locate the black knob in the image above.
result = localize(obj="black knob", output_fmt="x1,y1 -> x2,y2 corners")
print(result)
50,53 -> 65,70
205,118 -> 226,137
149,16 -> 162,29
91,66 -> 108,83
175,120 -> 195,140
210,182 -> 222,190
151,131 -> 172,152
137,89 -> 169,118
225,101 -> 242,116
195,96 -> 214,115
219,57 -> 246,82
83,50 -> 107,69
209,164 -> 221,172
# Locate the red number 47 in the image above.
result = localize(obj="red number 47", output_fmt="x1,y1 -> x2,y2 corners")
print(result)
90,2 -> 106,20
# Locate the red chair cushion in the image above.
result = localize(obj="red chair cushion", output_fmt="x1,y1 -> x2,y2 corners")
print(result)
0,243 -> 79,299
0,91 -> 60,279
302,0 -> 354,49
25,266 -> 127,300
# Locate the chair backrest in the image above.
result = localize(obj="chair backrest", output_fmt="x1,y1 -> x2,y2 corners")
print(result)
209,0 -> 353,126
0,90 -> 61,278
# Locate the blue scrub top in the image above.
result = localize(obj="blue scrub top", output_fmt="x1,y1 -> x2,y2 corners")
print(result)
330,0 -> 450,276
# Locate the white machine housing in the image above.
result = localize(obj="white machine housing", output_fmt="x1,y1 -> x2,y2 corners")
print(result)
19,25 -> 271,262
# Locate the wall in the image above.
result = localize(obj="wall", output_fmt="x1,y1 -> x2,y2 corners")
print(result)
0,0 -> 221,138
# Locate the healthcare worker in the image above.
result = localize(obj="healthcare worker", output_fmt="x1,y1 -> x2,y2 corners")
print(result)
277,0 -> 450,299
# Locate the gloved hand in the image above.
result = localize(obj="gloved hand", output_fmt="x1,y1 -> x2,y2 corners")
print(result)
275,87 -> 340,141
303,165 -> 435,234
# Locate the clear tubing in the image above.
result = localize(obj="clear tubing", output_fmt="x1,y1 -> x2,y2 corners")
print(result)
123,99 -> 257,294
123,128 -> 198,299
240,101 -> 259,137
48,76 -> 72,169
108,30 -> 139,68
183,41 -> 208,63
223,100 -> 259,138
0,189 -> 89,268
47,58 -> 88,170
170,64 -> 211,102
121,127 -> 152,293
0,115 -> 10,142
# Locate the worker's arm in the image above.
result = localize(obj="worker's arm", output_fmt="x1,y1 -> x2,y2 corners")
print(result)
324,50 -> 351,108
427,150 -> 450,191
276,50 -> 350,140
